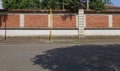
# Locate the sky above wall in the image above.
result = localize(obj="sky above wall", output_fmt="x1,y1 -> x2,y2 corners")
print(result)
111,0 -> 120,6
0,0 -> 2,9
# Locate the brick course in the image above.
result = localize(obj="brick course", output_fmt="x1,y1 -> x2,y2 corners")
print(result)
0,13 -> 120,29
86,15 -> 108,28
0,15 -> 20,28
53,15 -> 76,28
24,15 -> 48,28
113,15 -> 120,27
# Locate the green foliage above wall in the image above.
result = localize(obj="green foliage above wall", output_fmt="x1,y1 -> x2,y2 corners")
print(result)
2,0 -> 111,11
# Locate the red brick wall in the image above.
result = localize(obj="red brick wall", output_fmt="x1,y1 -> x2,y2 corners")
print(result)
86,15 -> 108,28
0,14 -> 20,28
24,15 -> 48,28
53,15 -> 76,28
113,15 -> 120,27
2,14 -> 120,29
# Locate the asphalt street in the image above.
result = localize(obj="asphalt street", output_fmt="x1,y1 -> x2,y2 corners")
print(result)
0,41 -> 120,71
0,42 -> 74,71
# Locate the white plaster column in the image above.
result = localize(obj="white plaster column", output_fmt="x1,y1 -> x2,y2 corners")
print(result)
20,14 -> 24,28
78,9 -> 85,37
84,15 -> 86,27
108,15 -> 113,28
48,14 -> 50,27
76,15 -> 78,27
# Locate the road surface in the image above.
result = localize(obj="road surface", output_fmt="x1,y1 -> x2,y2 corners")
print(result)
0,41 -> 120,71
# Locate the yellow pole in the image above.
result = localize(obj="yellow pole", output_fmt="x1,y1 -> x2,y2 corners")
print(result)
50,8 -> 53,43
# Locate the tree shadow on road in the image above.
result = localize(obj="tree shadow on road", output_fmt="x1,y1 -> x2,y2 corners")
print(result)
32,45 -> 120,71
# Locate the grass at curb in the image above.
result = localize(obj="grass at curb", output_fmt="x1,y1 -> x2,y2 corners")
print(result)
0,36 -> 120,44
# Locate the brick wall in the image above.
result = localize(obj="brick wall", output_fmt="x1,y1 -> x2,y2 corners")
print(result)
24,15 -> 48,28
0,14 -> 20,28
53,15 -> 76,28
0,14 -> 77,28
113,15 -> 120,27
86,15 -> 108,28
1,13 -> 120,29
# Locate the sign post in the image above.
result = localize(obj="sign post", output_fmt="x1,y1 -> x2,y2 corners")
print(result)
50,8 -> 53,43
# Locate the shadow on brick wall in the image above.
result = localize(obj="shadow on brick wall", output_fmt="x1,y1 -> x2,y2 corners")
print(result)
61,14 -> 75,21
32,45 -> 120,71
0,14 -> 8,40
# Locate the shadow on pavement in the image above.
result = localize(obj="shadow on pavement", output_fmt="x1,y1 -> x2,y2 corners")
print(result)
32,45 -> 120,71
